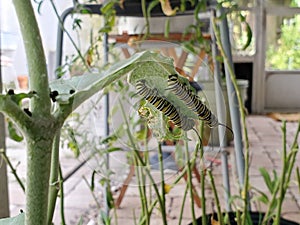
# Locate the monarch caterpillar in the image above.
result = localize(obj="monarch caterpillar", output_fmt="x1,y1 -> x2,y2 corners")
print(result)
136,80 -> 195,131
167,74 -> 223,129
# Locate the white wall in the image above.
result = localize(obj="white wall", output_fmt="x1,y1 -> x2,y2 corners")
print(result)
1,1 -> 73,76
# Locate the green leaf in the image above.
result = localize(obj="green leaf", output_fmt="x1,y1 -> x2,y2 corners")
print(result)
100,210 -> 111,225
68,141 -> 80,158
242,21 -> 252,50
91,170 -> 96,191
105,147 -> 123,153
251,185 -> 270,205
106,188 -> 114,209
7,120 -> 23,142
8,91 -> 36,106
259,168 -> 275,193
296,167 -> 300,194
50,51 -> 167,107
0,212 -> 25,225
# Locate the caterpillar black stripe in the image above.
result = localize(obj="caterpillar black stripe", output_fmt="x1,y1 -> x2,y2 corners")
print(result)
167,74 -> 219,128
136,80 -> 195,131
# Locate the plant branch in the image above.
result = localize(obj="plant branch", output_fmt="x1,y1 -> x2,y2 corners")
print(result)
208,169 -> 224,225
49,0 -> 91,72
274,122 -> 287,225
0,95 -> 34,134
119,100 -> 167,225
184,133 -> 196,225
0,149 -> 25,192
47,131 -> 61,224
157,142 -> 167,222
12,0 -> 51,117
59,165 -> 66,225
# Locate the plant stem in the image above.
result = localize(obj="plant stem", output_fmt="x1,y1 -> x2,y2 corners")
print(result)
82,176 -> 101,209
0,149 -> 25,192
198,121 -> 207,225
273,121 -> 287,225
208,169 -> 224,225
12,2 -> 59,224
157,142 -> 167,218
119,100 -> 167,225
47,131 -> 61,224
263,121 -> 300,224
184,133 -> 196,225
58,165 -> 66,225
274,121 -> 300,224
49,0 -> 91,72
141,0 -> 150,37
134,153 -> 149,225
178,182 -> 189,225
212,19 -> 250,224
13,0 -> 51,117
25,135 -> 55,225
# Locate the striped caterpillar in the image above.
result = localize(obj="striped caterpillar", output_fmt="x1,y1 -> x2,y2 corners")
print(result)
136,79 -> 195,131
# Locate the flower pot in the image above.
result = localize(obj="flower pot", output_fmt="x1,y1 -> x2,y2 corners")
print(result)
199,79 -> 249,146
188,212 -> 299,225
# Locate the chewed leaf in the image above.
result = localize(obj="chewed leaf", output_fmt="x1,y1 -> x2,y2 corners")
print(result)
50,51 -> 174,111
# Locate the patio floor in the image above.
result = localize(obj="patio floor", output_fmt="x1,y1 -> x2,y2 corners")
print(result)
5,115 -> 300,224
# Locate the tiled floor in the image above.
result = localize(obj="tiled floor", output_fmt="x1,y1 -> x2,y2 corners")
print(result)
4,115 -> 300,224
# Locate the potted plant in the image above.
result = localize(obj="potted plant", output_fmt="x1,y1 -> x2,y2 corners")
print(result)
1,1 -> 299,225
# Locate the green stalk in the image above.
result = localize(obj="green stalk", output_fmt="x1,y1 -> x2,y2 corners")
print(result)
198,121 -> 207,225
263,121 -> 300,224
142,126 -> 150,225
139,199 -> 159,224
0,149 -> 25,192
119,101 -> 167,225
49,0 -> 91,72
212,19 -> 250,224
82,176 -> 101,209
208,169 -> 224,225
141,0 -> 151,36
12,2 -> 60,223
178,182 -> 189,225
13,0 -> 51,117
274,121 -> 300,224
134,154 -> 148,225
273,122 -> 287,225
157,142 -> 167,219
47,131 -> 61,224
184,133 -> 196,225
58,165 -> 66,225
24,134 -> 55,225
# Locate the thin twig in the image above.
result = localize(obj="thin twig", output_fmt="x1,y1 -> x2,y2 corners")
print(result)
49,0 -> 91,72
184,133 -> 196,225
82,175 -> 101,209
59,164 -> 66,225
0,149 -> 25,192
119,100 -> 168,225
208,169 -> 224,225
178,182 -> 189,225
